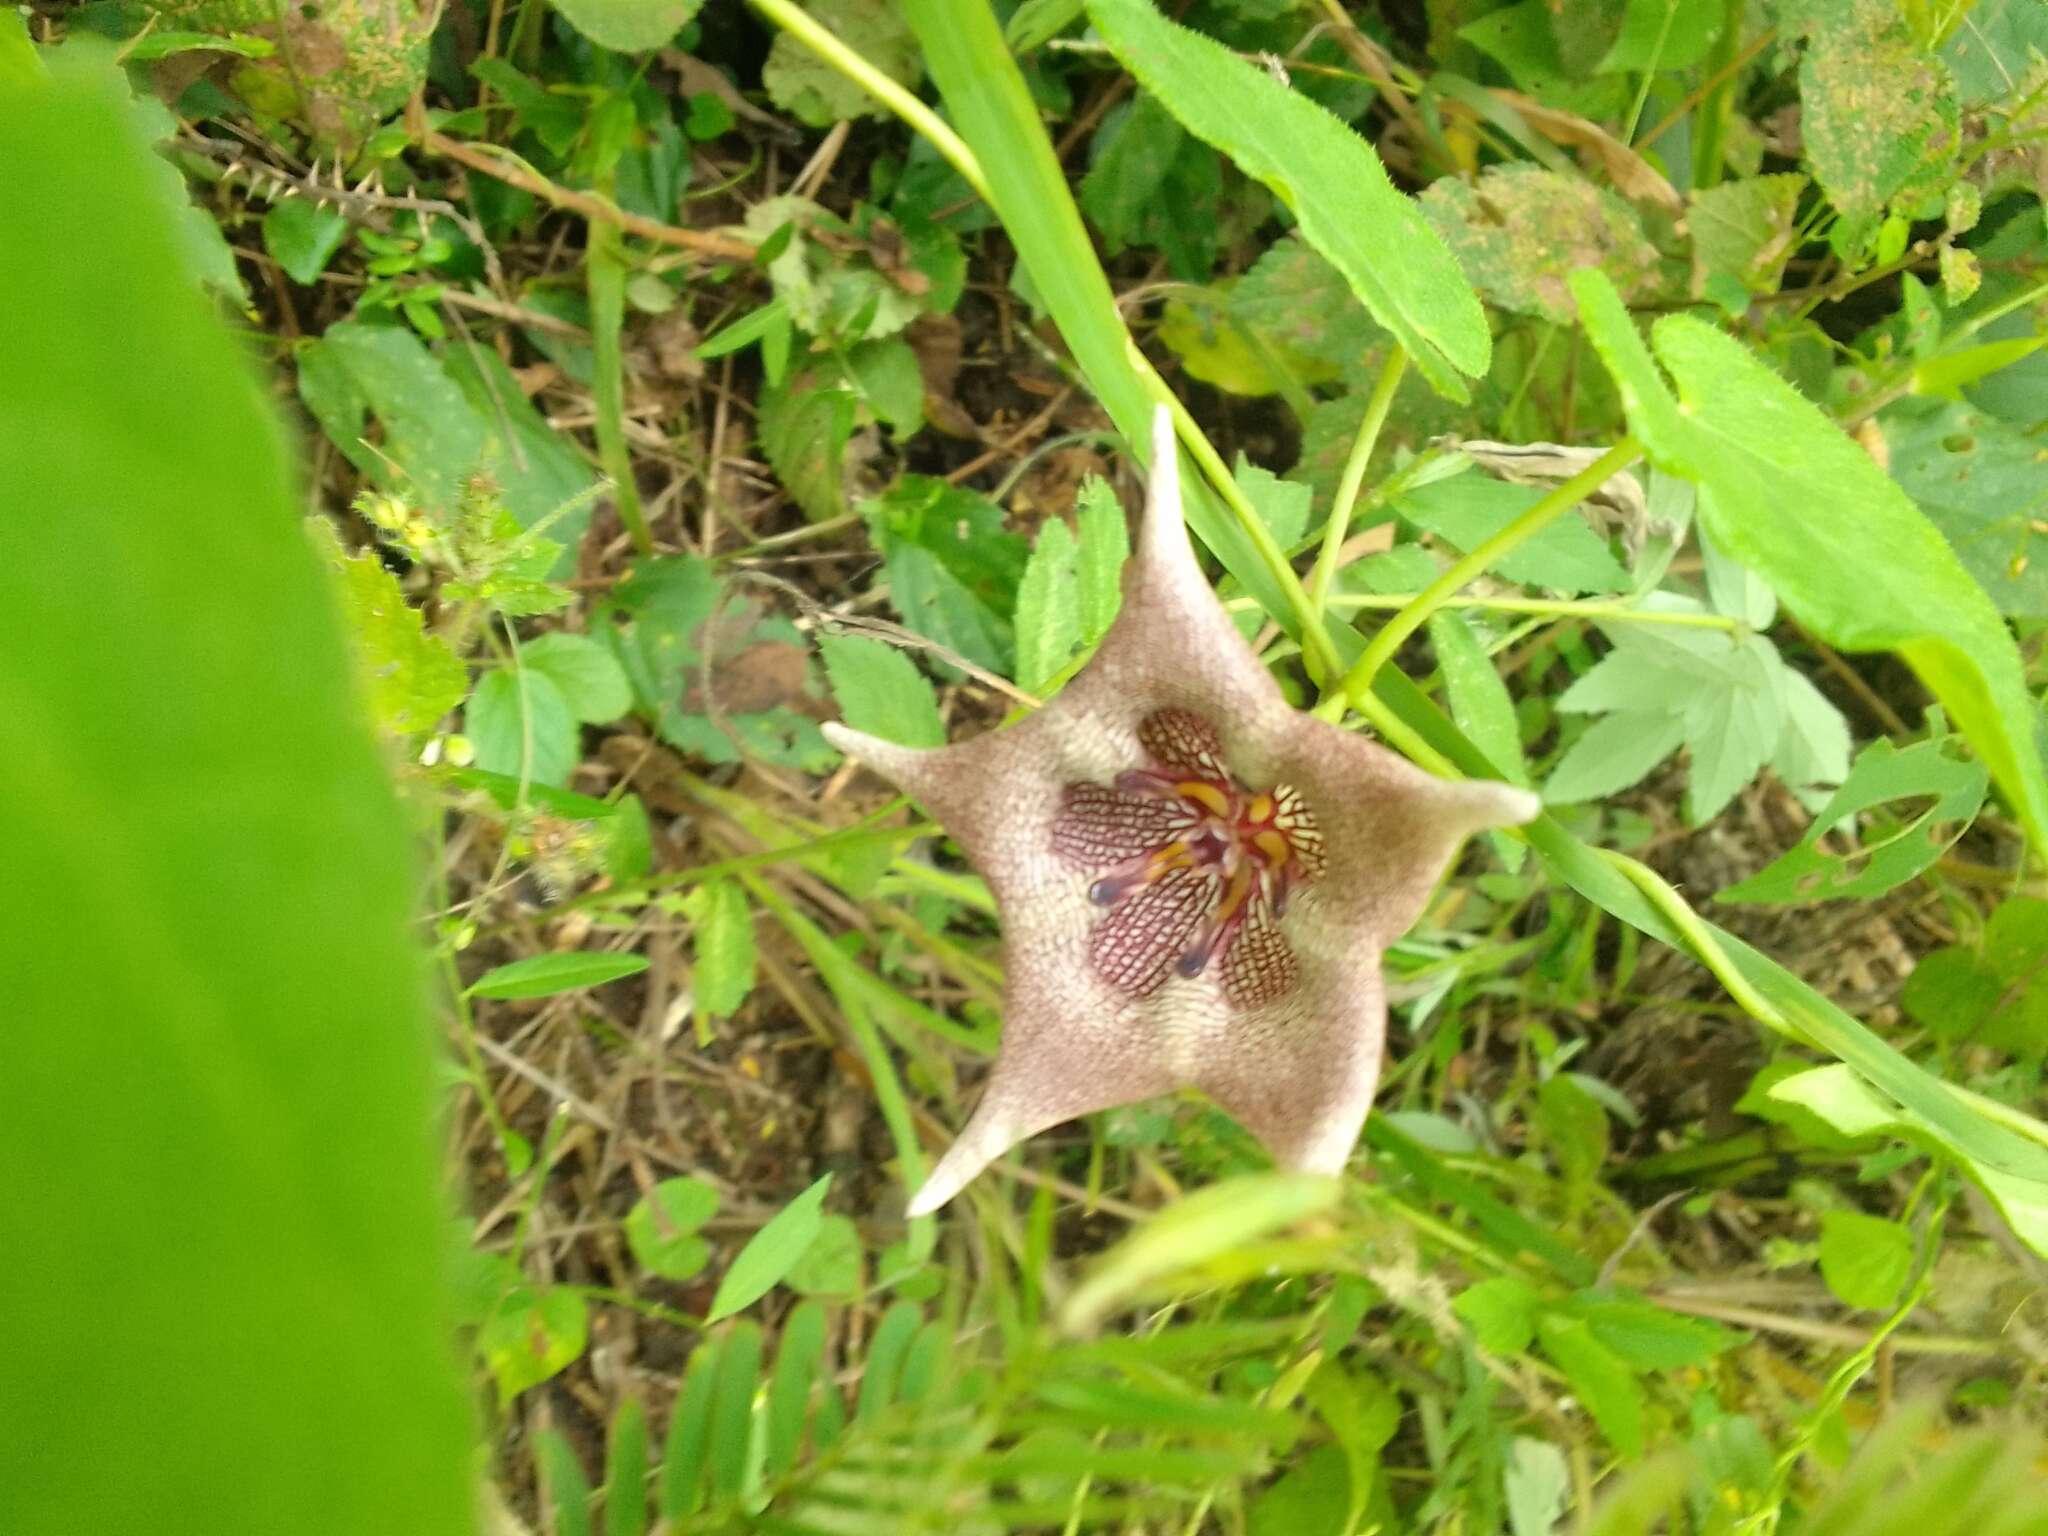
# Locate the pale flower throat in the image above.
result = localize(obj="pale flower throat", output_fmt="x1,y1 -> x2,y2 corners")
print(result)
1051,708 -> 1324,1008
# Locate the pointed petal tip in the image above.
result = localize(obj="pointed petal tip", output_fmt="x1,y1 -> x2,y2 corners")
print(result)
1466,779 -> 1543,831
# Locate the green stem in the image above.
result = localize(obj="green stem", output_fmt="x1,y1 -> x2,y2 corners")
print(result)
1307,345 -> 1406,624
749,0 -> 991,203
1690,0 -> 1746,191
1326,437 -> 1642,710
1300,591 -> 1741,632
586,217 -> 651,555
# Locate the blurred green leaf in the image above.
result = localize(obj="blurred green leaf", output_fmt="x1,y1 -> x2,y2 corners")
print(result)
549,0 -> 703,51
708,1174 -> 834,1322
1062,1173 -> 1341,1333
682,878 -> 758,1021
262,195 -> 350,284
766,1300 -> 829,1477
466,665 -> 579,788
1454,1275 -> 1542,1354
1397,472 -> 1630,594
1506,1437 -> 1570,1536
1539,1314 -> 1645,1459
707,1321 -> 762,1499
468,951 -> 651,999
522,632 -> 633,724
0,67 -> 471,1534
1902,897 -> 2048,1055
311,521 -> 468,735
604,1399 -> 648,1536
787,1213 -> 863,1297
1688,175 -> 1806,297
1879,399 -> 2048,618
1819,1209 -> 1914,1310
625,1178 -> 722,1281
862,476 -> 1026,675
480,1285 -> 588,1405
538,1429 -> 593,1536
1597,0 -> 1722,72
762,0 -> 920,127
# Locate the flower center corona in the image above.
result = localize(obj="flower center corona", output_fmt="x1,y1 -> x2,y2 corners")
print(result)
1051,709 -> 1323,1008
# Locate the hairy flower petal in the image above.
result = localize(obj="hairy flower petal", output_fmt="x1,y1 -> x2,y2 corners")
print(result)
825,406 -> 1539,1215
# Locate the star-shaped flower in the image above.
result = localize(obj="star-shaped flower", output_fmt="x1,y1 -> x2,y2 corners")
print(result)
826,407 -> 1539,1215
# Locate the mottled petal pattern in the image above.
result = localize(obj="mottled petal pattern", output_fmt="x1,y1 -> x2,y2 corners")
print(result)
824,405 -> 1540,1216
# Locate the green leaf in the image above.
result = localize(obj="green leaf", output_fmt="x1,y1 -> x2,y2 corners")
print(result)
1505,1437 -> 1570,1536
1768,1064 -> 2048,1257
1597,0 -> 1722,72
706,1322 -> 762,1500
681,878 -> 757,1020
1080,92 -> 1225,281
1396,473 -> 1631,594
1901,897 -> 2048,1055
762,0 -> 921,126
817,631 -> 946,747
467,951 -> 651,999
1431,612 -> 1529,787
1779,0 -> 1960,248
0,67 -> 471,1533
1074,476 -> 1130,639
1687,175 -> 1807,297
1537,1315 -> 1645,1459
1818,1209 -> 1914,1310
548,0 -> 704,51
659,1342 -> 720,1517
537,1430 -> 593,1536
786,1212 -> 862,1297
299,320 -> 487,516
1249,1443 -> 1351,1536
311,521 -> 467,734
1453,1274 -> 1542,1355
1537,1073 -> 1610,1189
522,632 -> 633,723
262,195 -> 349,284
1084,0 -> 1488,400
766,1301 -> 828,1477
1061,1173 -> 1342,1332
1719,737 -> 1989,904
603,1399 -> 648,1536
624,1178 -> 722,1281
861,475 -> 1026,675
1941,0 -> 2048,108
1545,709 -> 1686,805
480,1285 -> 589,1405
1555,1292 -> 1742,1370
758,376 -> 857,522
466,666 -> 580,788
1420,166 -> 1661,325
1878,399 -> 2048,619
1014,517 -> 1086,692
707,1173 -> 834,1322
1571,267 -> 2048,855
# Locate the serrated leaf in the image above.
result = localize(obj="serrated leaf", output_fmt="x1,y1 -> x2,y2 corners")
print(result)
467,951 -> 651,999
522,632 -> 632,723
1235,455 -> 1312,549
1537,1315 -> 1644,1459
682,879 -> 756,1020
1074,476 -> 1130,639
862,475 -> 1026,674
312,523 -> 467,734
1779,0 -> 1960,248
1819,1209 -> 1913,1310
1014,518 -> 1085,692
466,666 -> 579,788
1721,737 -> 1988,904
758,376 -> 857,522
1556,1291 -> 1741,1370
707,1174 -> 833,1322
624,1178 -> 721,1280
1084,0 -> 1488,399
1572,268 -> 2048,855
1421,166 -> 1661,325
815,633 -> 941,753
549,0 -> 703,51
1902,897 -> 2048,1056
